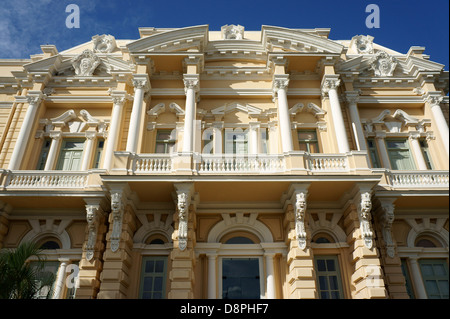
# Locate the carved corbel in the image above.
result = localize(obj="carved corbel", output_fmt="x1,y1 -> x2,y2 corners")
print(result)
177,191 -> 190,251
294,192 -> 308,250
110,191 -> 124,252
358,192 -> 374,249
378,199 -> 396,258
85,204 -> 101,261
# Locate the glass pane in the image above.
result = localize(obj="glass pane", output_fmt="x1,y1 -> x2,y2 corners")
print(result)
299,143 -> 308,152
387,141 -> 406,148
318,276 -> 328,290
329,276 -> 338,290
145,260 -> 155,273
222,258 -> 260,299
317,259 -> 326,272
142,292 -> 151,299
326,259 -> 336,272
154,277 -> 163,291
433,264 -> 447,276
320,291 -> 329,299
153,292 -> 162,299
155,143 -> 166,154
224,236 -> 254,244
421,264 -> 434,276
331,291 -> 340,299
425,280 -> 439,295
298,132 -> 316,141
438,280 -> 449,297
309,143 -> 319,153
155,260 -> 164,273
157,132 -> 172,140
143,277 -> 153,291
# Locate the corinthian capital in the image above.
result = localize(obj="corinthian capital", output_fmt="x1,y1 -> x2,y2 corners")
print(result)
26,91 -> 46,105
132,74 -> 150,92
183,74 -> 200,93
321,75 -> 341,96
424,92 -> 444,106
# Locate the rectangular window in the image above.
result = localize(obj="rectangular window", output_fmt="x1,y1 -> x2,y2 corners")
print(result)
36,138 -> 51,170
224,130 -> 248,155
139,256 -> 168,299
55,139 -> 84,171
298,130 -> 319,153
222,258 -> 260,299
401,259 -> 415,299
314,255 -> 344,299
30,261 -> 59,299
419,259 -> 449,299
93,139 -> 104,169
260,128 -> 269,154
386,139 -> 415,170
419,139 -> 433,170
155,130 -> 175,154
367,138 -> 381,168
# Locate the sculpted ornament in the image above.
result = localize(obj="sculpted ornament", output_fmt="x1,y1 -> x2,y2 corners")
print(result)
177,192 -> 189,251
110,192 -> 123,252
353,35 -> 374,54
370,51 -> 397,77
294,192 -> 307,250
92,34 -> 117,53
85,205 -> 100,261
379,202 -> 395,258
358,192 -> 374,249
71,49 -> 100,76
221,24 -> 244,40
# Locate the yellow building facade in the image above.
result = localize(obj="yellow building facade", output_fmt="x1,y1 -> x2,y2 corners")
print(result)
0,25 -> 448,299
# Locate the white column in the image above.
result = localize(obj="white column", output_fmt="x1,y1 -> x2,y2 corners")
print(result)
426,93 -> 448,157
265,253 -> 276,299
249,122 -> 260,155
345,91 -> 367,151
44,132 -> 62,171
375,132 -> 391,169
52,259 -> 69,299
207,253 -> 217,299
81,132 -> 96,171
322,76 -> 350,153
103,94 -> 127,170
212,122 -> 223,155
8,92 -> 45,170
409,133 -> 428,170
182,74 -> 199,153
273,75 -> 293,153
409,257 -> 428,299
126,75 -> 149,153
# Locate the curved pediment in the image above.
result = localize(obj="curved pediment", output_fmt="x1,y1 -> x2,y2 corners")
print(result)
127,25 -> 209,53
261,26 -> 344,54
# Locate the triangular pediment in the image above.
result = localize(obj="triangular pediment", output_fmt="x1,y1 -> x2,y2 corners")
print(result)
127,25 -> 209,53
211,102 -> 262,116
261,26 -> 343,54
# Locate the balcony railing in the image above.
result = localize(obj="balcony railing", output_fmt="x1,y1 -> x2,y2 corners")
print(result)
386,170 -> 449,188
308,154 -> 348,172
197,154 -> 286,173
3,171 -> 88,189
133,154 -> 172,173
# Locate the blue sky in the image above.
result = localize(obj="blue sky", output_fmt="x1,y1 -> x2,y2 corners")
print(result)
0,0 -> 448,69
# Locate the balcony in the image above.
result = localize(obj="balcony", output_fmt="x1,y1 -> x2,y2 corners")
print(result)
385,170 -> 449,188
111,151 -> 371,175
0,169 -> 104,190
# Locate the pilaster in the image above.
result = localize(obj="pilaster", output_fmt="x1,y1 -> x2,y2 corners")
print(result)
284,184 -> 316,299
76,199 -> 108,299
168,183 -> 196,299
97,186 -> 137,299
343,185 -> 387,299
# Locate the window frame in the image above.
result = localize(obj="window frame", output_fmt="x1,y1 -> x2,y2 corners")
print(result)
385,138 -> 416,170
419,259 -> 449,299
138,256 -> 168,299
155,130 -> 176,154
297,129 -> 320,153
55,138 -> 85,171
314,255 -> 345,299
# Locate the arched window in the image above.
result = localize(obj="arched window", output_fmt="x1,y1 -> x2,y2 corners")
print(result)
38,239 -> 61,250
312,232 -> 335,244
415,236 -> 442,248
224,236 -> 255,244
